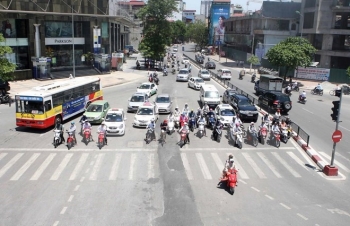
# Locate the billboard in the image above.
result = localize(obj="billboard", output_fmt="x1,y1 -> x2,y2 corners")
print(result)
209,3 -> 230,45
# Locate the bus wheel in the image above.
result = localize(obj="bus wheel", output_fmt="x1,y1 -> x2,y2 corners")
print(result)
55,116 -> 62,126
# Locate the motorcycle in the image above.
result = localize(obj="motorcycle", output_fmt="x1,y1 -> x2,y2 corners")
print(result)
247,130 -> 258,147
163,70 -> 168,76
284,87 -> 292,96
179,116 -> 188,128
154,77 -> 159,85
235,131 -> 243,149
179,131 -> 188,148
188,117 -> 196,132
149,76 -> 153,83
220,168 -> 238,195
197,121 -> 205,138
251,74 -> 256,83
66,131 -> 75,150
145,128 -> 154,144
311,88 -> 323,96
167,119 -> 175,135
239,74 -> 243,80
136,64 -> 141,70
0,94 -> 10,104
172,68 -> 176,74
97,132 -> 106,149
280,127 -> 289,144
83,129 -> 92,145
208,115 -> 216,130
292,84 -> 299,92
213,126 -> 223,143
270,132 -> 281,148
240,124 -> 247,138
53,130 -> 63,148
298,95 -> 307,104
258,126 -> 268,145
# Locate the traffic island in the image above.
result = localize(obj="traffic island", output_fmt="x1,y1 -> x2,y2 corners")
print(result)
323,165 -> 338,176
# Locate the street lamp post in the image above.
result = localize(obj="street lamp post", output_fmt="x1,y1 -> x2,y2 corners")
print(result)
295,11 -> 304,79
72,4 -> 76,78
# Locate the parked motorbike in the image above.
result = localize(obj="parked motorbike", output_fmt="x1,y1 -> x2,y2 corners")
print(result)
66,131 -> 75,150
298,95 -> 307,104
311,88 -> 323,96
83,129 -> 92,145
258,126 -> 268,145
97,132 -> 106,149
53,130 -> 63,148
197,121 -> 205,138
145,128 -> 154,144
246,130 -> 259,147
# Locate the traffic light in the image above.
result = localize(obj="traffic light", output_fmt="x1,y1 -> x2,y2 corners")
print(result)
331,101 -> 340,121
335,89 -> 341,97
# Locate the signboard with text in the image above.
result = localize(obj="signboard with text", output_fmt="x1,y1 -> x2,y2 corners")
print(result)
209,2 -> 230,45
295,67 -> 330,81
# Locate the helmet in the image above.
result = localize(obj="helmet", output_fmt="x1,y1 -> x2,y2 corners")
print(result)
210,108 -> 213,111
164,119 -> 168,124
185,103 -> 188,106
191,109 -> 194,112
251,122 -> 254,125
101,121 -> 105,125
150,119 -> 155,122
229,154 -> 233,159
175,107 -> 179,110
71,122 -> 75,125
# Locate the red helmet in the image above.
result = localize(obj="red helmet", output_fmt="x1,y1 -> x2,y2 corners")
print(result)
164,119 -> 168,124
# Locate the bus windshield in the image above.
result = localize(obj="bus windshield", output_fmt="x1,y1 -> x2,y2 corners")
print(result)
16,100 -> 44,114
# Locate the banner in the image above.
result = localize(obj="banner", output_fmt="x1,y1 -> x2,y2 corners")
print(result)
295,67 -> 330,81
209,3 -> 230,45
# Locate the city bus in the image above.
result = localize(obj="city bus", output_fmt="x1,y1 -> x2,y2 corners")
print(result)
15,77 -> 103,129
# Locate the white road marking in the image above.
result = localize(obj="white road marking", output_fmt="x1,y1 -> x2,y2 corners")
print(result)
336,152 -> 350,164
67,195 -> 74,202
239,180 -> 247,184
211,153 -> 224,173
60,206 -> 67,214
272,152 -> 301,178
89,161 -> 94,166
319,152 -> 350,173
109,153 -> 122,180
74,185 -> 80,191
290,139 -> 317,168
302,108 -> 313,114
0,153 -> 24,178
251,187 -> 260,192
52,221 -> 59,226
339,125 -> 350,132
257,152 -> 282,178
148,153 -> 155,179
10,153 -> 40,180
181,153 -> 193,180
30,153 -> 56,180
183,147 -> 294,151
89,153 -> 105,180
50,154 -> 73,180
0,153 -> 7,161
128,153 -> 136,180
265,195 -> 274,200
196,153 -> 212,180
69,153 -> 89,180
297,213 -> 308,220
85,168 -> 90,174
80,177 -> 85,182
229,153 -> 249,179
242,153 -> 266,179
0,148 -> 157,152
287,152 -> 310,171
280,203 -> 291,210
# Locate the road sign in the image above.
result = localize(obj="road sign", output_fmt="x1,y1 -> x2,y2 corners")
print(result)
332,130 -> 342,143
216,40 -> 221,46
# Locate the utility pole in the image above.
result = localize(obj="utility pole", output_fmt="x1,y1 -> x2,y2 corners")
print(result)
72,4 -> 76,78
250,34 -> 255,72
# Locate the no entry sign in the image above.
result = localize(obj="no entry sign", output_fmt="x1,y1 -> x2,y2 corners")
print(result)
332,130 -> 342,143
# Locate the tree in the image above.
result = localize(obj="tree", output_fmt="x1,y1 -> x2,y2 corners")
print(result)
185,21 -> 208,51
346,66 -> 350,77
247,55 -> 260,72
170,20 -> 186,44
265,37 -> 317,80
137,0 -> 178,60
0,34 -> 16,81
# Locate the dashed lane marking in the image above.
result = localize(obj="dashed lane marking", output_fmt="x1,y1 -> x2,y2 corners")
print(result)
297,213 -> 308,220
280,203 -> 291,210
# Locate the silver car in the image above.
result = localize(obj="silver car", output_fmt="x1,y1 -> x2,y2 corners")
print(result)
154,94 -> 172,114
127,92 -> 148,113
198,69 -> 211,80
176,68 -> 190,82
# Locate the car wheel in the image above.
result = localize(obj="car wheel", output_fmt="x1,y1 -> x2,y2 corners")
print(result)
284,102 -> 291,110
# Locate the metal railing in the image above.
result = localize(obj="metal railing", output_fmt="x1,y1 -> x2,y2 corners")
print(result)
184,53 -> 310,147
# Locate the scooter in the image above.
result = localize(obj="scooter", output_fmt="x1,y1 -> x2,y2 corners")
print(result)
188,117 -> 196,132
66,131 -> 75,150
236,131 -> 243,149
251,75 -> 256,83
53,130 -> 63,148
208,116 -> 216,130
163,70 -> 168,76
197,121 -> 205,138
145,128 -> 154,144
311,88 -> 323,96
298,95 -> 307,104
239,74 -> 244,80
247,130 -> 258,147
281,128 -> 289,144
179,131 -> 188,148
270,132 -> 281,148
284,88 -> 292,96
136,64 -> 141,70
258,126 -> 268,145
179,116 -> 188,128
220,168 -> 238,195
154,77 -> 159,85
83,129 -> 92,145
167,119 -> 175,135
213,126 -> 223,143
172,68 -> 176,74
97,132 -> 106,149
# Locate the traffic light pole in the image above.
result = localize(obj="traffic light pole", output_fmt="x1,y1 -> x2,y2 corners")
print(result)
330,87 -> 343,167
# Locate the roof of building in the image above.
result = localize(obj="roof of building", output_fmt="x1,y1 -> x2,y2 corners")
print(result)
183,9 -> 196,12
260,1 -> 301,19
119,0 -> 146,6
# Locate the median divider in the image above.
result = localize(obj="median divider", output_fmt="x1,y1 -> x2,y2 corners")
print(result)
183,53 -> 328,172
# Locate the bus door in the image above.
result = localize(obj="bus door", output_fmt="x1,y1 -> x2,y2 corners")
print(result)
43,97 -> 53,119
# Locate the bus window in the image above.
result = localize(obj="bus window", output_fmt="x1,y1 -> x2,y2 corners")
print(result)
16,100 -> 44,114
53,92 -> 64,108
64,89 -> 73,101
44,100 -> 52,112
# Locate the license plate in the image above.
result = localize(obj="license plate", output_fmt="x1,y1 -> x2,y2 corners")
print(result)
248,114 -> 253,116
140,124 -> 147,126
109,131 -> 118,133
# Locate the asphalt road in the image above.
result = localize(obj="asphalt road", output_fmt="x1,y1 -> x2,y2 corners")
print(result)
0,46 -> 349,225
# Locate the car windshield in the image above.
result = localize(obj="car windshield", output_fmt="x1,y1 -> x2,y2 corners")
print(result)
228,91 -> 236,96
183,58 -> 188,61
130,96 -> 144,102
87,104 -> 103,112
137,108 -> 154,115
195,78 -> 204,83
15,99 -> 45,114
277,95 -> 291,102
201,70 -> 209,74
156,97 -> 170,103
179,70 -> 188,74
139,84 -> 150,89
223,71 -> 231,74
221,109 -> 235,116
238,99 -> 252,105
105,113 -> 123,122
205,91 -> 219,98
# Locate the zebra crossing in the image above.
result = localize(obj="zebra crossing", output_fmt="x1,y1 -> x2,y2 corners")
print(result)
0,148 -> 348,182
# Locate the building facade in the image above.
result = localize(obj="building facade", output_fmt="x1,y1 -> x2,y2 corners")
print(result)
170,0 -> 185,21
200,0 -> 213,18
183,10 -> 196,23
300,0 -> 350,69
0,0 -> 137,79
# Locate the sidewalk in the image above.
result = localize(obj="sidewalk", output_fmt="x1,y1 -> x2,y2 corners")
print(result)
8,57 -> 148,96
208,54 -> 342,93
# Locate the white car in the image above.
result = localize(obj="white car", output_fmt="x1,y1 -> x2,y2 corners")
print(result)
104,108 -> 126,136
182,57 -> 189,64
133,102 -> 159,127
188,77 -> 205,90
217,69 -> 232,80
198,69 -> 211,80
173,48 -> 178,52
214,104 -> 236,127
127,92 -> 148,113
137,82 -> 157,97
176,68 -> 190,82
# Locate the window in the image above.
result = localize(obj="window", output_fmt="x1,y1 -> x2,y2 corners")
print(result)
303,13 -> 314,29
64,89 -> 73,102
52,92 -> 64,107
305,0 -> 316,8
44,100 -> 52,112
73,86 -> 84,99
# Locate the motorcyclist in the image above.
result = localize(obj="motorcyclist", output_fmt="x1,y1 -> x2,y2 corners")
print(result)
224,154 -> 236,172
54,122 -> 65,143
251,70 -> 256,82
67,122 -> 77,145
179,122 -> 190,144
206,108 -> 215,126
188,64 -> 192,72
273,109 -> 281,125
97,121 -> 108,145
285,116 -> 292,126
136,60 -> 140,69
202,102 -> 209,116
299,90 -> 306,101
179,113 -> 188,127
270,123 -> 281,138
285,84 -> 291,95
197,115 -> 207,136
196,107 -> 202,117
239,69 -> 245,79
248,122 -> 257,135
163,67 -> 168,76
188,109 -> 196,128
232,122 -> 243,143
315,83 -> 323,93
182,103 -> 190,116
160,119 -> 168,140
146,119 -> 156,141
79,115 -> 88,124
213,118 -> 223,141
234,114 -> 243,127
82,120 -> 93,140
